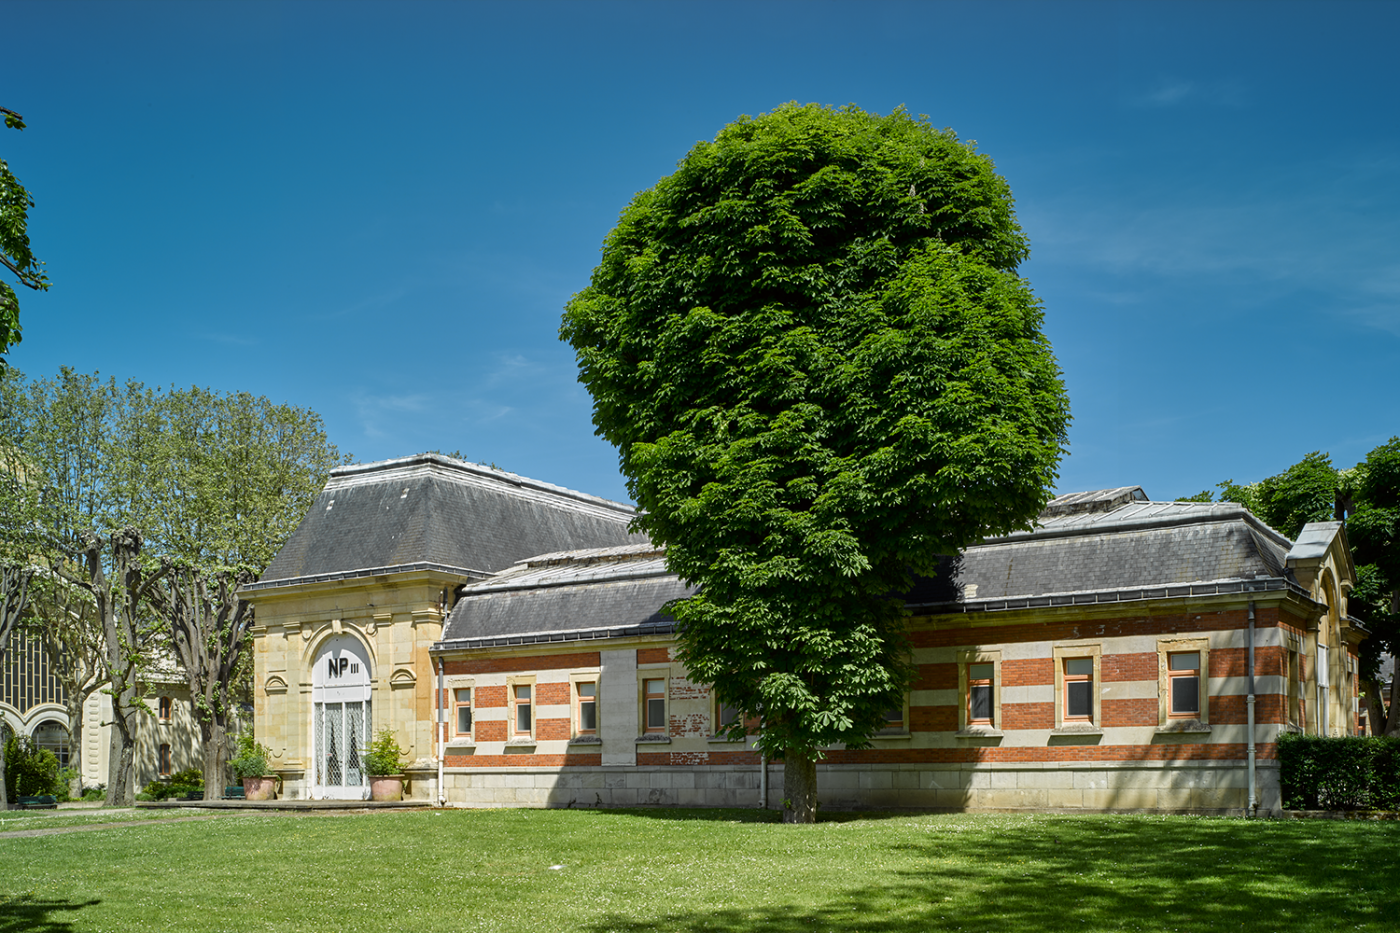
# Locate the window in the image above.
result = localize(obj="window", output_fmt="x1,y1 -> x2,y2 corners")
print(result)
158,696 -> 172,723
643,678 -> 667,734
1063,658 -> 1094,722
158,743 -> 172,778
715,697 -> 741,732
879,702 -> 907,735
967,663 -> 994,725
1156,637 -> 1210,728
1053,645 -> 1102,729
1167,652 -> 1200,717
513,684 -> 533,736
454,688 -> 473,737
576,681 -> 597,735
957,649 -> 1001,733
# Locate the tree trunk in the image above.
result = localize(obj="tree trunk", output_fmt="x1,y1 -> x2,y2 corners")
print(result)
106,687 -> 139,806
1387,669 -> 1400,736
1362,677 -> 1388,736
781,752 -> 818,824
201,718 -> 229,799
0,746 -> 8,811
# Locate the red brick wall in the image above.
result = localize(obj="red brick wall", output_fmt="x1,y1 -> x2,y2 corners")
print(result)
1101,652 -> 1157,682
1102,698 -> 1157,727
536,717 -> 571,741
1003,658 -> 1053,687
637,647 -> 670,664
910,705 -> 958,732
915,663 -> 957,690
1002,702 -> 1053,730
446,752 -> 601,767
443,652 -> 600,675
474,720 -> 506,742
536,682 -> 571,706
475,685 -> 507,708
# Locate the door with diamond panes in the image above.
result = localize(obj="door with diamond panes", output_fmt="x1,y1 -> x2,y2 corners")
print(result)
311,635 -> 372,799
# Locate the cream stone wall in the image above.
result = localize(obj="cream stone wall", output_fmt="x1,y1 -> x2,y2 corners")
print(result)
248,570 -> 454,799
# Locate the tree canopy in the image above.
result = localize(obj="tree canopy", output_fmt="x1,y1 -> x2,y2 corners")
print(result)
0,107 -> 49,365
1204,441 -> 1400,734
0,366 -> 348,802
562,103 -> 1070,821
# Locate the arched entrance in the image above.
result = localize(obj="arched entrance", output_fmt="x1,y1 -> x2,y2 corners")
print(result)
311,635 -> 373,799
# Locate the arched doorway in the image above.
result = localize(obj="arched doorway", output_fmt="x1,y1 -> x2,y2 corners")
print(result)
311,635 -> 373,799
32,720 -> 70,769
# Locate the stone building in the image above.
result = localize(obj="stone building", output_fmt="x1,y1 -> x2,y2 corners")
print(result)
247,456 -> 1365,814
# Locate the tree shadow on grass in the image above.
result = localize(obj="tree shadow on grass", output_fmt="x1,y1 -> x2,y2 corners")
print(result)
0,894 -> 100,933
584,816 -> 1400,933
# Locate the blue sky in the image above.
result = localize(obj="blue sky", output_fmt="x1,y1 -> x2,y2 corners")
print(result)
2,0 -> 1397,505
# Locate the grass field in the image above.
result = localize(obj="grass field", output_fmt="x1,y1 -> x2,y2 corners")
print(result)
1,808 -> 1396,933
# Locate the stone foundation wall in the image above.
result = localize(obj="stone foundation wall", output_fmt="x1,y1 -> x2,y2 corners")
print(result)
441,760 -> 1280,814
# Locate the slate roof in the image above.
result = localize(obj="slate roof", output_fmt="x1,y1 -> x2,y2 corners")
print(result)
906,494 -> 1307,612
438,545 -> 695,649
252,454 -> 647,591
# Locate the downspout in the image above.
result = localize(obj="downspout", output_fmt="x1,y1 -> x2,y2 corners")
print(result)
1247,600 -> 1257,816
436,657 -> 446,807
759,751 -> 768,809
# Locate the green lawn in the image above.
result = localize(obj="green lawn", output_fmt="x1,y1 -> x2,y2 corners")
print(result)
1,808 -> 1395,932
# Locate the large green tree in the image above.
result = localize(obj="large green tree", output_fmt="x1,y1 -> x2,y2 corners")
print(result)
0,107 -> 49,365
562,103 -> 1070,822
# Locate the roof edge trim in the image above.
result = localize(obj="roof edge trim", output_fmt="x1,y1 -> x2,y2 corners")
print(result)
244,561 -> 489,592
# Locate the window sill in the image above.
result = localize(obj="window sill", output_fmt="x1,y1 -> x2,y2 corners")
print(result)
636,735 -> 671,744
872,732 -> 912,741
445,740 -> 476,749
1156,720 -> 1212,735
504,738 -> 538,748
707,736 -> 745,744
1051,725 -> 1104,736
955,727 -> 1003,738
568,736 -> 601,745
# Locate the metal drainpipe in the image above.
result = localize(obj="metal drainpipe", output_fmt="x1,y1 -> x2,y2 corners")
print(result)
1247,600 -> 1257,816
759,751 -> 767,809
437,657 -> 446,807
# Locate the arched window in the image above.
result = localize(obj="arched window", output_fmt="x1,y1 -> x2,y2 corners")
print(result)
33,720 -> 70,770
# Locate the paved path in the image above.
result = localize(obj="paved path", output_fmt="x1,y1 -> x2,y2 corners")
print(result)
0,806 -> 428,840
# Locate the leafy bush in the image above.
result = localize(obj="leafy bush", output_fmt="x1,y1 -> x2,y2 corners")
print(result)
229,730 -> 272,779
1280,734 -> 1400,809
364,728 -> 405,776
3,734 -> 61,798
55,766 -> 81,802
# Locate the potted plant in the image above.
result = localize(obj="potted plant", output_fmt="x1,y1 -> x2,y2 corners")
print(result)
230,731 -> 279,801
365,728 -> 407,801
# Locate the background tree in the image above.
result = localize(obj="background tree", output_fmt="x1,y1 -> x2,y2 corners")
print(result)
0,106 -> 50,365
1207,441 -> 1400,734
562,103 -> 1070,822
0,366 -> 347,800
29,569 -> 107,799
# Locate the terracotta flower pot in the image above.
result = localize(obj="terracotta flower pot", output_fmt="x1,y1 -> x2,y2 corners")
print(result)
242,775 -> 279,801
370,775 -> 404,801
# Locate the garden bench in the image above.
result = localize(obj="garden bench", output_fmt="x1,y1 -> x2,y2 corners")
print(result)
223,785 -> 245,799
16,795 -> 58,809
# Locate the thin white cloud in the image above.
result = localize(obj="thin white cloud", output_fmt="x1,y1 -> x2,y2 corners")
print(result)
1131,76 -> 1247,109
